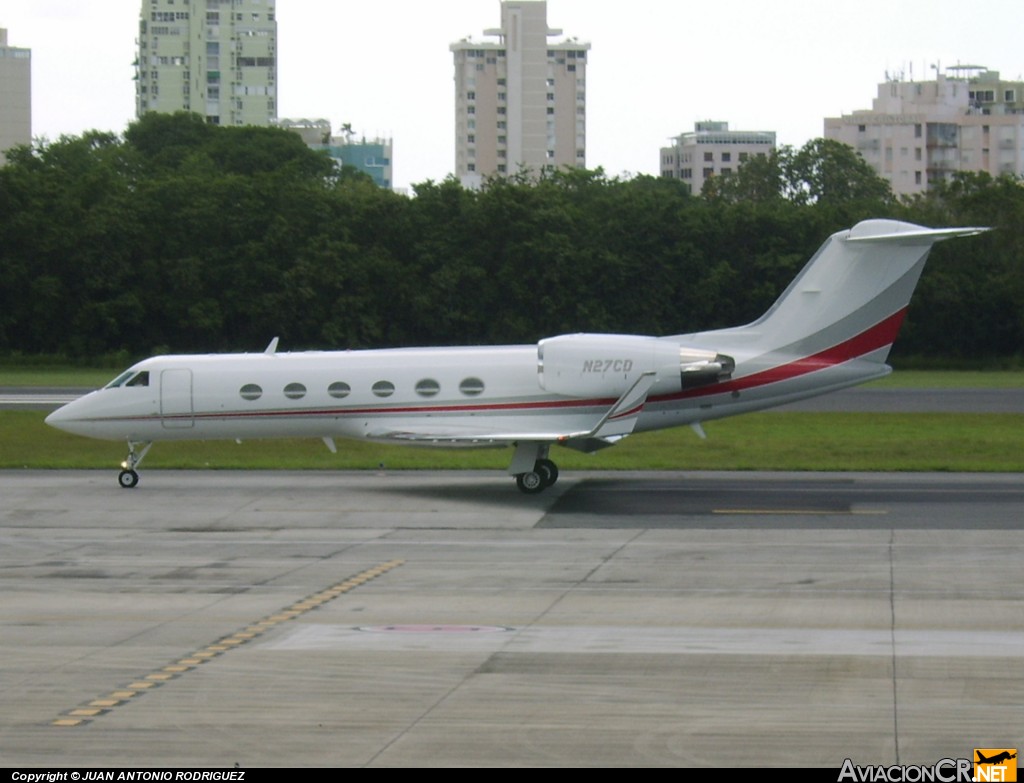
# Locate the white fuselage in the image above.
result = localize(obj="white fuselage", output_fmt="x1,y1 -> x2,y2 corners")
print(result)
44,339 -> 889,446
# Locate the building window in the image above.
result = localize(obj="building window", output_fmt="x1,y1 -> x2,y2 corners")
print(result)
722,152 -> 731,162
704,151 -> 713,162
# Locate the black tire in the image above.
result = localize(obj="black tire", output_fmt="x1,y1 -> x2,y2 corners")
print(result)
516,471 -> 545,494
118,469 -> 139,489
535,458 -> 559,487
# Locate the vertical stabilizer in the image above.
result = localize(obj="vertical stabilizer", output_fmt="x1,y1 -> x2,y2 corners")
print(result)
682,220 -> 988,369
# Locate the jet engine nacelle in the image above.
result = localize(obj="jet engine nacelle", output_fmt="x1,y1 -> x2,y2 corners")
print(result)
537,333 -> 734,397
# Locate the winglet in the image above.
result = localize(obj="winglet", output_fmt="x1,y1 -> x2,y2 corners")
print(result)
264,337 -> 280,355
562,371 -> 658,443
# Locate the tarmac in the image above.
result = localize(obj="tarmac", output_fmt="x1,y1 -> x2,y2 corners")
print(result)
2,469 -> 1022,767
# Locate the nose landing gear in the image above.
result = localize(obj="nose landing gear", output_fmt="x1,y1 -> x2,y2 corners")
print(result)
118,441 -> 152,489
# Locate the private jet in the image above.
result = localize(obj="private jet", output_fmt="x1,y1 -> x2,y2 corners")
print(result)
45,219 -> 986,492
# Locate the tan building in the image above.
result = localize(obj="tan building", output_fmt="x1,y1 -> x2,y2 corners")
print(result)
451,1 -> 589,187
136,0 -> 277,126
661,121 -> 776,195
825,68 -> 1024,197
0,28 -> 31,164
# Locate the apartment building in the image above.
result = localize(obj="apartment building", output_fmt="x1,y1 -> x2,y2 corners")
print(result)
278,118 -> 394,189
0,28 -> 31,164
451,1 -> 589,187
661,121 -> 776,194
825,67 -> 1024,197
136,0 -> 277,126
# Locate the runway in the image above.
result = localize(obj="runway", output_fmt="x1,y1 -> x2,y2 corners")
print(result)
1,469 -> 1021,767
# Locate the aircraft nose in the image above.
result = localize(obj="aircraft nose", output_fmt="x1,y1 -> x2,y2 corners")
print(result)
45,403 -> 74,432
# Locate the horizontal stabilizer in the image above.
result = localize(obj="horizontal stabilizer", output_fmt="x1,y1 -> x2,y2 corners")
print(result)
845,222 -> 990,245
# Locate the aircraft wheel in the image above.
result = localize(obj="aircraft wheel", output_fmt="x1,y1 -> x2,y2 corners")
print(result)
516,471 -> 545,494
535,459 -> 559,487
118,469 -> 139,489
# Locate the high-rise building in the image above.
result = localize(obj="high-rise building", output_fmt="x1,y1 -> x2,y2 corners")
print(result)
278,119 -> 394,189
660,121 -> 776,195
0,28 -> 31,164
825,67 -> 1024,197
451,1 -> 589,187
136,0 -> 277,126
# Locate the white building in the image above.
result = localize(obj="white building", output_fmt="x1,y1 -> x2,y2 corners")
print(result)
451,1 -> 589,187
136,0 -> 277,126
825,67 -> 1024,197
661,121 -> 776,195
0,28 -> 31,164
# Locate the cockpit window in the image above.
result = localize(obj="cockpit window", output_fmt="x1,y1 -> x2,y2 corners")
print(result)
104,370 -> 150,389
104,370 -> 135,389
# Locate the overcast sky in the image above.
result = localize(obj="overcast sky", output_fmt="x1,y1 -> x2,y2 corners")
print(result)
4,0 -> 1021,190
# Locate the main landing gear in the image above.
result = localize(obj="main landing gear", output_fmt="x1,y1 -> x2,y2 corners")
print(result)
118,440 -> 152,489
515,458 -> 559,494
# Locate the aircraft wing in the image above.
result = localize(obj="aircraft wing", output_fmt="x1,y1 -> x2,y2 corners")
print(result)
366,372 -> 658,450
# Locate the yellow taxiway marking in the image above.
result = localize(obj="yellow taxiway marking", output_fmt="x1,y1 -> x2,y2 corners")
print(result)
52,559 -> 404,727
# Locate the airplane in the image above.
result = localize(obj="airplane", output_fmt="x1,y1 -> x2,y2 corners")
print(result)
45,218 -> 987,493
976,751 -> 1017,765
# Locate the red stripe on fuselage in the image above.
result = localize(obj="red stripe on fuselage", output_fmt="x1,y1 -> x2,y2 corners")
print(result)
656,308 -> 906,403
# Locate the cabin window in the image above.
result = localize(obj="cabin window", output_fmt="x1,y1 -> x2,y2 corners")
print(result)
240,384 -> 263,401
284,382 -> 306,400
328,382 -> 351,399
459,377 -> 485,396
372,381 -> 395,398
415,379 -> 440,397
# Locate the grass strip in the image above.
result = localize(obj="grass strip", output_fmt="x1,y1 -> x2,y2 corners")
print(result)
4,410 -> 1021,473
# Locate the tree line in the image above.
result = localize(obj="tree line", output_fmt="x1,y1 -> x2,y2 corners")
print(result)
0,112 -> 1020,363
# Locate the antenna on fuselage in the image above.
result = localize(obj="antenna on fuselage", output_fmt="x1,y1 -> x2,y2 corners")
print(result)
264,337 -> 280,355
